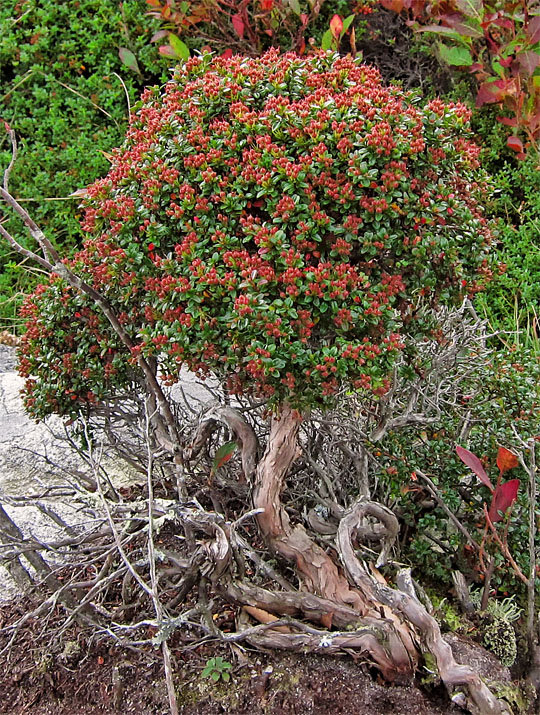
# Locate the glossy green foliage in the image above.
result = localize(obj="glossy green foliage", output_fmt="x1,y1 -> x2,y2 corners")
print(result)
17,52 -> 493,417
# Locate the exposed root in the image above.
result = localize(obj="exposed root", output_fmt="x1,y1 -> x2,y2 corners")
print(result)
252,404 -> 368,613
240,623 -> 404,680
337,501 -> 510,715
222,580 -> 362,629
1,394 -> 515,715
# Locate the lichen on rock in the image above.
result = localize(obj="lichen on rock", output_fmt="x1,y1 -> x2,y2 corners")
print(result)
482,618 -> 517,668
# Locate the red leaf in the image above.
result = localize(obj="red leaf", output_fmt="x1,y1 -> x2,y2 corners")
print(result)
527,15 -> 540,44
496,446 -> 518,474
507,136 -> 524,153
476,82 -> 503,107
517,50 -> 540,77
456,445 -> 494,491
496,116 -> 518,127
491,17 -> 514,31
489,479 -> 520,522
380,0 -> 404,11
221,48 -> 234,59
443,16 -> 483,38
231,13 -> 245,38
150,29 -> 169,43
330,14 -> 344,39
158,44 -> 177,57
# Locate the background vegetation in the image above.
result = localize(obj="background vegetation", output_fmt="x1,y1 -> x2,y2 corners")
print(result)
0,0 -> 169,325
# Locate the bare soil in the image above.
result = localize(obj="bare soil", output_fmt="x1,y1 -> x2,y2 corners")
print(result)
0,597 -> 456,715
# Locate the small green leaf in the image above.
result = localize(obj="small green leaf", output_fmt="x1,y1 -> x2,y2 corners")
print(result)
321,28 -> 334,51
212,441 -> 237,472
341,14 -> 355,34
491,59 -> 505,78
169,33 -> 190,61
288,0 -> 301,16
211,671 -> 220,682
437,43 -> 473,66
119,47 -> 141,74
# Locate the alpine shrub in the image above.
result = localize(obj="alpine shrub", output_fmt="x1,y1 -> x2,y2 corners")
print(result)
18,51 -> 493,417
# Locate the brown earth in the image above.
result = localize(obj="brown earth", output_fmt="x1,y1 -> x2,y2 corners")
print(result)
0,596 -> 459,715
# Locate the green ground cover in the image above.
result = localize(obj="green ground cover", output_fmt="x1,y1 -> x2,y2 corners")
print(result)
0,0 -> 171,325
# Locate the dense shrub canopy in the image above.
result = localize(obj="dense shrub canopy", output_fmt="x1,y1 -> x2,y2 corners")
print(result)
20,50 -> 493,416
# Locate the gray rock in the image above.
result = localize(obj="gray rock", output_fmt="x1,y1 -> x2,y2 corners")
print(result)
0,361 -> 140,602
0,346 -> 225,602
445,632 -> 512,682
0,344 -> 17,373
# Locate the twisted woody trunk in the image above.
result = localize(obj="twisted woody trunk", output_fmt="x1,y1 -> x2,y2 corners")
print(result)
189,403 -> 509,715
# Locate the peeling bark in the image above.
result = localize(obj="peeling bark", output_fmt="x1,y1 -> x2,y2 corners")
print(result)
337,501 -> 510,715
252,405 -> 367,614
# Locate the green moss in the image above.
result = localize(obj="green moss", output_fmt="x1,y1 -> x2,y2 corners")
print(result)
490,680 -> 534,714
34,652 -> 53,674
429,595 -> 465,633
